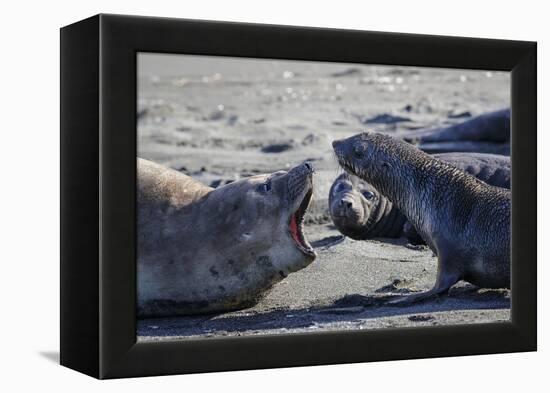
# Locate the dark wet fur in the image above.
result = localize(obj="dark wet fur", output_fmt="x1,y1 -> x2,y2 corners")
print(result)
333,132 -> 510,301
329,152 -> 510,244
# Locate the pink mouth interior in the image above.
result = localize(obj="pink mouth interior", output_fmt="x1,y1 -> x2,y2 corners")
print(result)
288,189 -> 314,254
290,214 -> 304,247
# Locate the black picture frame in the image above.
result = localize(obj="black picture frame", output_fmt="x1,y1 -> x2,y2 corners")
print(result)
60,14 -> 537,379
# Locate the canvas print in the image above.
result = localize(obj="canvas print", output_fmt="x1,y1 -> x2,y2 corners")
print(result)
136,53 -> 510,341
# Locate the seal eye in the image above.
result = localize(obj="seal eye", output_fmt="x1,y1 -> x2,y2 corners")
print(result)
258,182 -> 271,193
362,190 -> 375,200
353,145 -> 365,158
333,183 -> 346,194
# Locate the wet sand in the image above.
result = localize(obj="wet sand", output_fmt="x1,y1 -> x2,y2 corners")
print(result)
137,54 -> 510,340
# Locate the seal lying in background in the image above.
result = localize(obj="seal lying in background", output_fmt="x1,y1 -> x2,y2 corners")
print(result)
333,133 -> 510,304
137,158 -> 316,317
405,108 -> 510,155
329,152 -> 510,242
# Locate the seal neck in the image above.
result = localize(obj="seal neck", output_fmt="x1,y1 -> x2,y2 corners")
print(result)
362,195 -> 407,238
367,157 -> 471,242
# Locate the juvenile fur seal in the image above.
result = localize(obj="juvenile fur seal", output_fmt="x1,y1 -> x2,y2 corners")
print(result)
333,133 -> 510,304
329,174 -> 406,240
137,158 -> 316,317
405,108 -> 510,155
329,152 -> 510,241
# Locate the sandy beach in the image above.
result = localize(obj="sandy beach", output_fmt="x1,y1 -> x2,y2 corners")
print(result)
137,53 -> 510,340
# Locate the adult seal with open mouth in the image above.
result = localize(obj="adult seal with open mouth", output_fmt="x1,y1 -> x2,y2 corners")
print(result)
137,158 -> 316,317
329,152 -> 510,242
333,132 -> 510,304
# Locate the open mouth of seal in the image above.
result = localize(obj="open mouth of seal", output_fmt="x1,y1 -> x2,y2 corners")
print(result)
289,188 -> 315,257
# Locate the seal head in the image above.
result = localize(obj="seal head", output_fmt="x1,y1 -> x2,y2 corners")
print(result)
329,173 -> 405,239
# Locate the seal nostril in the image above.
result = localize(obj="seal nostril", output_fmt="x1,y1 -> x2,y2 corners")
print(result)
304,162 -> 312,171
340,200 -> 352,209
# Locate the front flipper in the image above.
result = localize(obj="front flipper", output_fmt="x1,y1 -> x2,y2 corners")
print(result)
388,285 -> 449,306
388,255 -> 462,306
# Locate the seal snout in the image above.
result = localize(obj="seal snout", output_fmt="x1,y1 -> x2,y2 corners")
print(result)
299,161 -> 314,179
340,199 -> 352,209
333,195 -> 360,220
290,161 -> 314,178
332,138 -> 349,160
338,197 -> 356,216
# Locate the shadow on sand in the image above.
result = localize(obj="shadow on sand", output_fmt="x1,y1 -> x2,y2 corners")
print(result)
137,286 -> 509,339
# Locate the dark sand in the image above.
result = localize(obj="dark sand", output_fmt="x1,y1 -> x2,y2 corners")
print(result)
137,54 -> 510,340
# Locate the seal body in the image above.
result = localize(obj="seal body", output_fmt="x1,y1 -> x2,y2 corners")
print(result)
433,152 -> 510,188
137,158 -> 316,317
329,152 -> 510,241
333,133 -> 510,303
405,109 -> 510,155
